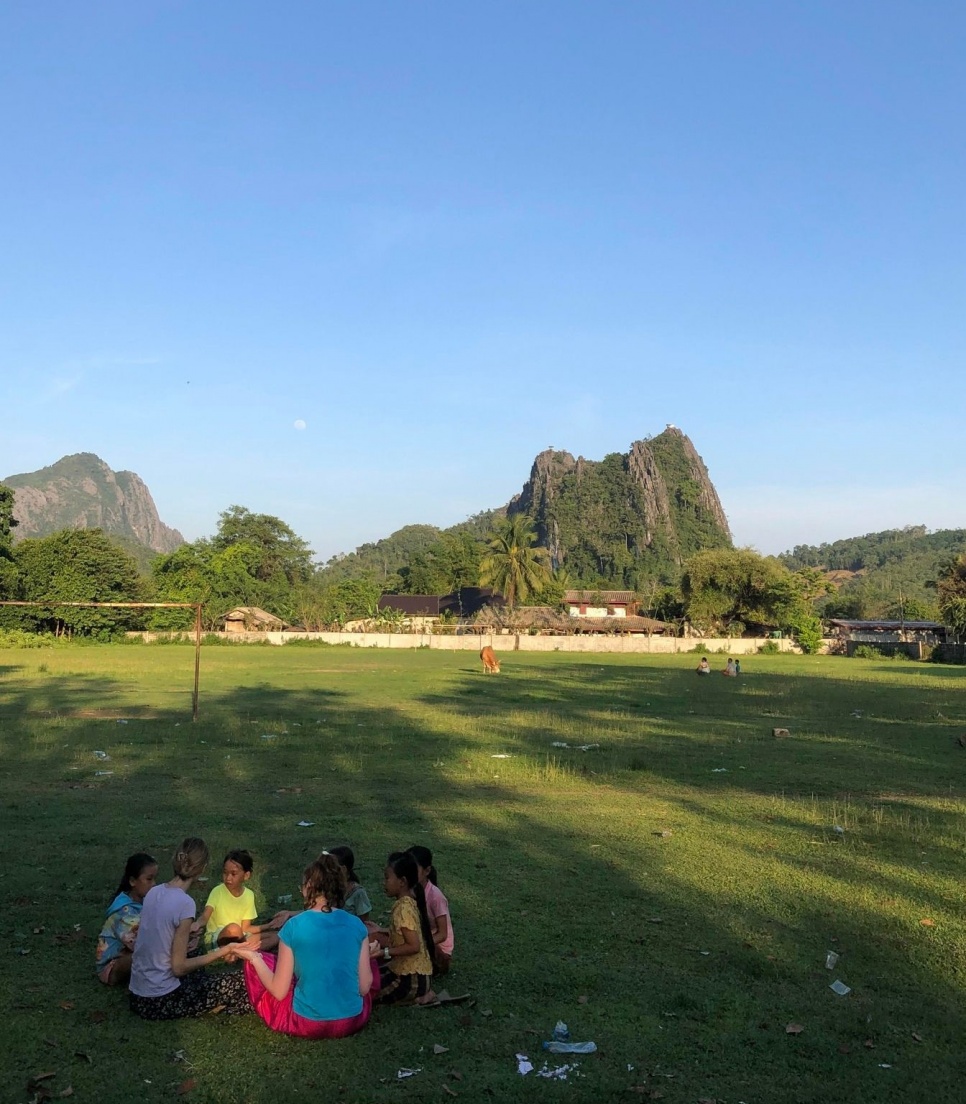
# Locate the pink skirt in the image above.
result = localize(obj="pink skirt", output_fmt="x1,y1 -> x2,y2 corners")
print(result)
244,953 -> 373,1039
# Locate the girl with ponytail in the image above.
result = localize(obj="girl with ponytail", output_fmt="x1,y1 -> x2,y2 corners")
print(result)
374,851 -> 436,1005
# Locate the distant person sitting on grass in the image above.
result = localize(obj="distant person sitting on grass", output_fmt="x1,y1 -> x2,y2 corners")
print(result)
129,837 -> 252,1020
723,658 -> 737,677
95,852 -> 158,986
233,853 -> 374,1039
190,849 -> 279,952
696,657 -> 711,675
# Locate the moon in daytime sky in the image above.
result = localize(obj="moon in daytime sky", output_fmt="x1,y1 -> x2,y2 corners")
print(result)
293,419 -> 307,430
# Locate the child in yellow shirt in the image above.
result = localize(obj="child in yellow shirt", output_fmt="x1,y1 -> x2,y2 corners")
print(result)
190,849 -> 278,951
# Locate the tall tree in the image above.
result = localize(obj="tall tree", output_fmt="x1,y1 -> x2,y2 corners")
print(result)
936,553 -> 966,636
681,548 -> 798,635
212,506 -> 314,585
15,528 -> 144,636
479,515 -> 551,609
0,483 -> 18,599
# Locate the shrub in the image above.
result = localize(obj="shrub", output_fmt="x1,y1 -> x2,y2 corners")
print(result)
0,628 -> 58,649
758,640 -> 781,654
689,643 -> 709,654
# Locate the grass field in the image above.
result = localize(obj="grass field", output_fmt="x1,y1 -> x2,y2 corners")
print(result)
2,645 -> 966,1104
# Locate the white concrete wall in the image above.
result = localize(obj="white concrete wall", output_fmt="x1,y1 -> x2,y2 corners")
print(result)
130,631 -> 799,654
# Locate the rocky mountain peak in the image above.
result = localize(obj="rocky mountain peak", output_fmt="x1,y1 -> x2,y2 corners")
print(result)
507,427 -> 731,581
4,452 -> 184,553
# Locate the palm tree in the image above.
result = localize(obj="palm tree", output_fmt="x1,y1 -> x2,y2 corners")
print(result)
479,515 -> 551,609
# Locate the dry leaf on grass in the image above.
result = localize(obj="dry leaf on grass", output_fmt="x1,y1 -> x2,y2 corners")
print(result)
919,918 -> 936,927
785,1023 -> 804,1035
443,1087 -> 458,1098
578,995 -> 588,1004
863,1039 -> 875,1049
176,1079 -> 197,1095
58,1088 -> 73,1099
912,1032 -> 923,1043
58,1001 -> 74,1011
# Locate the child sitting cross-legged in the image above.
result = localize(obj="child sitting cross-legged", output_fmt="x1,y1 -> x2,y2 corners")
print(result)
374,851 -> 436,1006
190,849 -> 278,952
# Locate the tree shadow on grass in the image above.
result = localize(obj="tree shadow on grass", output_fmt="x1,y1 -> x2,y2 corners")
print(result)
418,659 -> 966,799
2,652 -> 966,1103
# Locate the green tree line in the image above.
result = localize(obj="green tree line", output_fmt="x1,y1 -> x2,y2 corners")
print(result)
3,479 -> 962,645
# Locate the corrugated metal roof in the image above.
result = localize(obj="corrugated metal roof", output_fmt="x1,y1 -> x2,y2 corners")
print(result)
828,619 -> 943,630
564,590 -> 638,604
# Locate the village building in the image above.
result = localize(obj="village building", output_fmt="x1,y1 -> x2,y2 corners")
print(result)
221,606 -> 289,633
827,618 -> 947,658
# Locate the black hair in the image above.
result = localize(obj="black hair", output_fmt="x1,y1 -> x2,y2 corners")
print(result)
387,851 -> 436,966
114,852 -> 156,899
224,849 -> 254,873
407,844 -> 439,887
329,845 -> 357,884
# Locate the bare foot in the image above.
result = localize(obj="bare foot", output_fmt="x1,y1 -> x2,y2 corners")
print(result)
415,990 -> 437,1006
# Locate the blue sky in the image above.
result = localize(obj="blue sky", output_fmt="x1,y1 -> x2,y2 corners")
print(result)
1,1 -> 963,562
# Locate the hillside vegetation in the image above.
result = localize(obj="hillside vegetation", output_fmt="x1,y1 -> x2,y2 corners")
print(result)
780,525 -> 966,621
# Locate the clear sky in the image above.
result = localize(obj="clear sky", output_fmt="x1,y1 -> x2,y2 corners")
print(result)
1,1 -> 963,562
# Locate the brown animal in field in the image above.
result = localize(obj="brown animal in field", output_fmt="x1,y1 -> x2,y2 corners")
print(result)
480,645 -> 501,674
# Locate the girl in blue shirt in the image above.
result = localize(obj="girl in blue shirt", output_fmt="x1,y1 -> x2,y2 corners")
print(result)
234,853 -> 374,1039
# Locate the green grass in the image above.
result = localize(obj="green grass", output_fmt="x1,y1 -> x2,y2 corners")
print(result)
2,646 -> 966,1103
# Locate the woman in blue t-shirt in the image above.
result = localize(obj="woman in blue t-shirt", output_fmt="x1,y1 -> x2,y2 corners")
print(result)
234,853 -> 374,1038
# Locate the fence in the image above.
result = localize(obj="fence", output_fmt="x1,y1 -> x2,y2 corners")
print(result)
130,630 -> 800,655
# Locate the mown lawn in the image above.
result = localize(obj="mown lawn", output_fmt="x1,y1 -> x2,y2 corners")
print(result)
2,644 -> 965,1104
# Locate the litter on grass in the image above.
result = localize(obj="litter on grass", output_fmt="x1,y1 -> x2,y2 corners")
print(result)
491,754 -> 512,759
396,1068 -> 421,1079
833,825 -> 845,835
553,1021 -> 569,1041
296,821 -> 315,828
516,1055 -> 534,1076
543,1041 -> 596,1055
93,751 -> 110,760
550,742 -> 600,751
825,951 -> 840,969
94,771 -> 114,776
830,980 -> 851,996
538,1062 -> 581,1079
260,734 -> 278,740
711,768 -> 728,773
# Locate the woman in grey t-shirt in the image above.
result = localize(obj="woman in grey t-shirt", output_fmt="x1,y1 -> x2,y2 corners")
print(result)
129,837 -> 252,1020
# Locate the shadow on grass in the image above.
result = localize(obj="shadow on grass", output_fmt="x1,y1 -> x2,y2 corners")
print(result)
2,651 -> 965,1104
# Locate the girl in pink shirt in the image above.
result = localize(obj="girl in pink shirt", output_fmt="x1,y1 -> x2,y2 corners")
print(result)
407,845 -> 454,975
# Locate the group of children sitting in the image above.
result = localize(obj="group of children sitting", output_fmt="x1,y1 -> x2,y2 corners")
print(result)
95,840 -> 455,1021
695,656 -> 741,676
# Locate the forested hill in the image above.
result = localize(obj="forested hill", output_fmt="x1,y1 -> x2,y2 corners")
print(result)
322,427 -> 732,590
779,525 -> 966,572
779,526 -> 966,621
509,427 -> 731,584
320,512 -> 500,586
